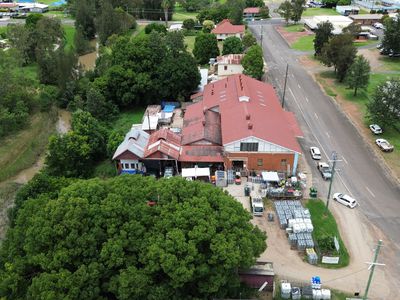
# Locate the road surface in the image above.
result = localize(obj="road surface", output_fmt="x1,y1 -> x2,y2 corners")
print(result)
249,19 -> 400,277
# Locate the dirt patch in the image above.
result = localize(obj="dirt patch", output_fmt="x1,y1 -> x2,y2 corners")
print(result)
275,25 -> 314,46
358,48 -> 384,72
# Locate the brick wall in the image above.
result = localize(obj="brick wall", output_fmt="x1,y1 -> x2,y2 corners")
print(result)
224,152 -> 295,172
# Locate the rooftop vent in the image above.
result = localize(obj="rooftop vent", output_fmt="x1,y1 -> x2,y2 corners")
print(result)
248,122 -> 253,130
246,113 -> 250,120
239,95 -> 250,102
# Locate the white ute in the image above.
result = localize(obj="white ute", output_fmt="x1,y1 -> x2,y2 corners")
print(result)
251,197 -> 264,216
333,193 -> 358,208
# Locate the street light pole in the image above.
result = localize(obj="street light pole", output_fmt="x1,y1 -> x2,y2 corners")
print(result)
282,63 -> 289,109
325,151 -> 338,213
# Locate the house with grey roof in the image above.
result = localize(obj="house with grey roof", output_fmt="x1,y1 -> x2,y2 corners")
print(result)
112,125 -> 149,174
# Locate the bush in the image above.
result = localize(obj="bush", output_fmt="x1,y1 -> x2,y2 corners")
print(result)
183,18 -> 195,30
144,23 -> 167,34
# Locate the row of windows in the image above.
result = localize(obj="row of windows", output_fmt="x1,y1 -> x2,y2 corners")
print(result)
123,163 -> 140,170
240,142 -> 259,152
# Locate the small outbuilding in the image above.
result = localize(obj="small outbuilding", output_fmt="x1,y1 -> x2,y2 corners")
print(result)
336,5 -> 360,16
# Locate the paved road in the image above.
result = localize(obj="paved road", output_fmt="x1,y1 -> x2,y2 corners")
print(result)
249,20 -> 400,271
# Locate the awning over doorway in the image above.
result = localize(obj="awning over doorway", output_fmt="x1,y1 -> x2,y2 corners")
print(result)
181,167 -> 210,179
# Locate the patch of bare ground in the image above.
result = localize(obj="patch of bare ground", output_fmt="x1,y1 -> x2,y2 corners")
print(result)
358,49 -> 384,72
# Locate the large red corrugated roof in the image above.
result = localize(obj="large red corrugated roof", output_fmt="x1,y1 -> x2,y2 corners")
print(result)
144,128 -> 181,160
194,74 -> 302,153
211,19 -> 245,35
180,145 -> 224,162
244,7 -> 260,14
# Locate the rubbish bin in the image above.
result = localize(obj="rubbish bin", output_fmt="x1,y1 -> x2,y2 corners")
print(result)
309,187 -> 318,198
244,186 -> 250,196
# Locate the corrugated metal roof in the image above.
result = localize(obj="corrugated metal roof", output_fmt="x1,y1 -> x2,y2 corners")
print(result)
212,19 -> 245,34
112,125 -> 150,160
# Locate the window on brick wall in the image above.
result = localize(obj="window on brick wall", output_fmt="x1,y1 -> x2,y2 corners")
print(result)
257,159 -> 263,166
224,66 -> 228,70
240,142 -> 259,151
281,159 -> 287,166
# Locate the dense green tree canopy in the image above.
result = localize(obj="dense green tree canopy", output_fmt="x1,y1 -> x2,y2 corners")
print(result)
222,36 -> 244,55
242,32 -> 257,49
242,44 -> 264,80
291,0 -> 306,23
278,1 -> 293,25
367,79 -> 400,128
345,55 -> 370,96
321,33 -> 356,82
0,176 -> 266,299
314,21 -> 333,56
193,32 -> 220,64
197,4 -> 230,23
382,14 -> 400,54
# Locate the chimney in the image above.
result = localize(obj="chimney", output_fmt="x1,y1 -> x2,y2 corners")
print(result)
248,122 -> 253,130
246,113 -> 250,120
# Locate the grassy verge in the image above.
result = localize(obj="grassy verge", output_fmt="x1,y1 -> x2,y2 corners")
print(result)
283,24 -> 305,32
292,35 -> 315,51
302,8 -> 339,17
380,56 -> 400,72
0,111 -> 57,183
316,70 -> 400,175
306,199 -> 350,268
173,5 -> 198,21
62,24 -> 75,51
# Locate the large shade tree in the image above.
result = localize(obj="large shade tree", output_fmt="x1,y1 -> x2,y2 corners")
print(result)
0,176 -> 266,299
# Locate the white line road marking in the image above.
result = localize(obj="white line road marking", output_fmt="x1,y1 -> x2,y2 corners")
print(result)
314,113 -> 319,119
289,87 -> 295,99
326,132 -> 330,138
366,187 -> 376,198
342,156 -> 349,165
298,84 -> 301,89
305,96 -> 309,103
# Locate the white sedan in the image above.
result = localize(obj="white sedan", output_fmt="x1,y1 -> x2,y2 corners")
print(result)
333,193 -> 358,208
369,124 -> 382,134
376,139 -> 394,152
310,147 -> 321,160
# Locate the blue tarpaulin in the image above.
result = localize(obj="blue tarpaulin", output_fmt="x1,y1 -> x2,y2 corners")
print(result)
163,105 -> 175,113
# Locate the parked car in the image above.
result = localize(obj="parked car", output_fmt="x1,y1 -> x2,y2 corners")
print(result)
373,22 -> 384,29
389,52 -> 400,58
376,138 -> 394,152
369,124 -> 382,134
317,162 -> 332,180
380,48 -> 392,55
376,43 -> 383,49
310,147 -> 321,160
333,193 -> 358,208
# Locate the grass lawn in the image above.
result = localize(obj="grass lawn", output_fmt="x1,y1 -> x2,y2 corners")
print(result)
291,35 -> 315,51
184,35 -> 196,53
62,24 -> 75,50
110,108 -> 145,133
316,70 -> 400,173
0,27 -> 6,37
379,56 -> 400,72
173,5 -> 198,21
354,39 -> 378,48
282,24 -> 305,32
306,199 -> 350,268
0,111 -> 57,183
302,8 -> 339,17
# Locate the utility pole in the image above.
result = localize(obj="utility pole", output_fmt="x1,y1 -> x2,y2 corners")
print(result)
282,63 -> 289,109
325,151 -> 338,213
363,240 -> 385,300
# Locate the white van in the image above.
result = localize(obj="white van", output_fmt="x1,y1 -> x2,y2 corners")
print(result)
333,193 -> 357,208
251,197 -> 264,216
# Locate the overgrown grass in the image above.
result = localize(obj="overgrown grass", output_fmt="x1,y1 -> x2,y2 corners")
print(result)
93,160 -> 117,178
172,5 -> 198,21
0,111 -> 57,183
306,199 -> 350,268
110,108 -> 145,133
62,24 -> 75,51
283,24 -> 305,32
291,35 -> 315,51
302,8 -> 339,17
